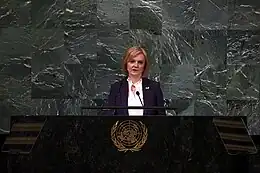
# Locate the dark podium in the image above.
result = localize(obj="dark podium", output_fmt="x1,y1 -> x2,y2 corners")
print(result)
0,106 -> 259,173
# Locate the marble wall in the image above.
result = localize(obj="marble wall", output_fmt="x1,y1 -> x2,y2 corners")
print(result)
0,0 -> 260,134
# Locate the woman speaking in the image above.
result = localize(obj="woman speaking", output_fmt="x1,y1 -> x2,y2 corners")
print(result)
106,46 -> 166,116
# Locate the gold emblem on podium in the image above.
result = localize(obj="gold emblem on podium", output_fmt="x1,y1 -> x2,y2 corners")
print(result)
111,120 -> 148,152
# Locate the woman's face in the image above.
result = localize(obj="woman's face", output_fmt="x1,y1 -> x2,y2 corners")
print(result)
127,53 -> 145,78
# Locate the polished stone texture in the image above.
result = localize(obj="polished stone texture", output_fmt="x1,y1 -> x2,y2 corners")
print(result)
0,116 -> 258,172
0,0 -> 259,135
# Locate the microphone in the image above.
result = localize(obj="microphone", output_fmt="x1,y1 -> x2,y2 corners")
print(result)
136,91 -> 144,106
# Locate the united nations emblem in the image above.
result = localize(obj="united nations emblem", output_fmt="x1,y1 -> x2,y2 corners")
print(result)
111,120 -> 148,152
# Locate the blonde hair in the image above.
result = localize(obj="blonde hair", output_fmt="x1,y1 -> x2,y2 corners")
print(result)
122,46 -> 149,77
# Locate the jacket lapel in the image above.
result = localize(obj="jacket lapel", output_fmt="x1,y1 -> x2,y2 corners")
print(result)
120,77 -> 128,115
142,77 -> 150,115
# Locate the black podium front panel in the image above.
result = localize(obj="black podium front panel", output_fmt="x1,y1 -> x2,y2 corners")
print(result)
0,116 -> 258,173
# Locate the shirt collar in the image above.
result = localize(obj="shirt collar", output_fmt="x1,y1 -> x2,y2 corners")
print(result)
127,78 -> 142,85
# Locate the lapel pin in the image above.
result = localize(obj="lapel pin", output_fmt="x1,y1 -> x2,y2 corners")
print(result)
145,87 -> 149,90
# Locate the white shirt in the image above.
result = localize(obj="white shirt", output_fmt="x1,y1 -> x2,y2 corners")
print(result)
127,78 -> 144,116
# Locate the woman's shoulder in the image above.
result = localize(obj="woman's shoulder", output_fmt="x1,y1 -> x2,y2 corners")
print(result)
142,77 -> 160,85
110,77 -> 127,88
110,81 -> 120,88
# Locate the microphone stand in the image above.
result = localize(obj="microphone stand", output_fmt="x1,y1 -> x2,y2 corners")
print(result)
136,91 -> 144,106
